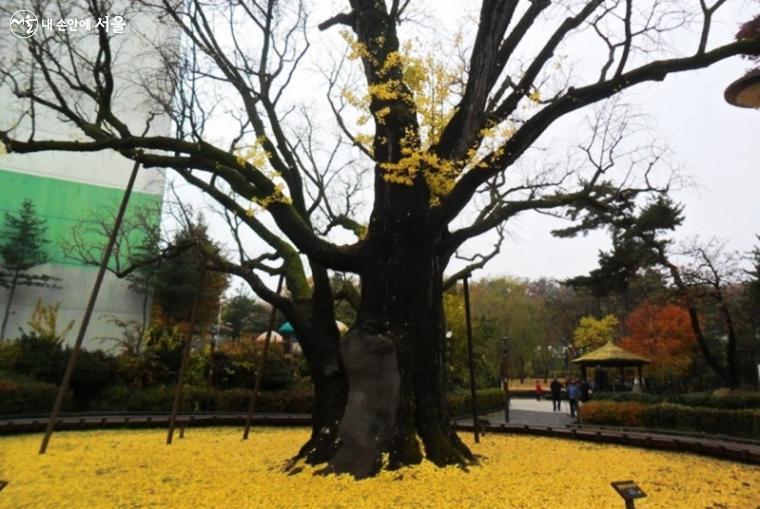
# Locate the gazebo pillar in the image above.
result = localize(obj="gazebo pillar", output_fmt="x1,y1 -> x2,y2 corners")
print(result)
580,365 -> 587,382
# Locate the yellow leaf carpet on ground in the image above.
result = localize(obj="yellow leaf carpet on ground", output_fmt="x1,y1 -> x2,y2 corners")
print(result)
0,427 -> 758,508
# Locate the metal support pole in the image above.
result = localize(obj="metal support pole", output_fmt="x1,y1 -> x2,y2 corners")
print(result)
243,274 -> 285,440
462,275 -> 479,443
39,161 -> 141,455
208,300 -> 223,387
167,263 -> 206,445
501,336 -> 510,423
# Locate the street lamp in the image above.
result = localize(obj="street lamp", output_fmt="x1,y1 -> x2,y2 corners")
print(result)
725,69 -> 760,108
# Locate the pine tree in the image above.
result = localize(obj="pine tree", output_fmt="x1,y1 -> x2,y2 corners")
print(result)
0,199 -> 52,340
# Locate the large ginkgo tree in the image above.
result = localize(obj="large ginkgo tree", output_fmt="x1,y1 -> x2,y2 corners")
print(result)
1,0 -> 757,478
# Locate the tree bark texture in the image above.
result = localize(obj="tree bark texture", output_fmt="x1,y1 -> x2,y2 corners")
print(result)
327,178 -> 472,477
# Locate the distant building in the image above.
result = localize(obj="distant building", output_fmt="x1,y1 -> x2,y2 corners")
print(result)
0,7 -> 172,348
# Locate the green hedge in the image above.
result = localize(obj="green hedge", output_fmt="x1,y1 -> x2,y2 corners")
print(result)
0,377 -> 71,415
0,377 -> 504,417
580,401 -> 760,439
641,404 -> 760,438
86,385 -> 314,414
448,388 -> 505,417
580,401 -> 647,427
592,390 -> 760,410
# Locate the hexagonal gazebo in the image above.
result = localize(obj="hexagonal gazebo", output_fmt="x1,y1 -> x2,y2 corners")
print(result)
572,341 -> 650,388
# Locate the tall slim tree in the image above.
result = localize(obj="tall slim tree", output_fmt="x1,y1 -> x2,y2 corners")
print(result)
0,199 -> 52,341
1,0 -> 758,477
152,222 -> 229,332
745,236 -> 760,344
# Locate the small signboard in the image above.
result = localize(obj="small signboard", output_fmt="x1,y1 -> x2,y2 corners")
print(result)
611,480 -> 646,507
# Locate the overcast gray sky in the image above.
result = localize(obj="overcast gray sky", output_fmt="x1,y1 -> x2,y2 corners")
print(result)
490,51 -> 759,280
422,0 -> 760,280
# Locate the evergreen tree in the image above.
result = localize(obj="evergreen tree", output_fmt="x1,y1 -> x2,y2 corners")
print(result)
744,236 -> 760,347
152,221 -> 228,332
0,199 -> 52,340
222,292 -> 270,340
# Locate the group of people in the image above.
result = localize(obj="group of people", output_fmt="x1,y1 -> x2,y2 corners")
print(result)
535,378 -> 590,418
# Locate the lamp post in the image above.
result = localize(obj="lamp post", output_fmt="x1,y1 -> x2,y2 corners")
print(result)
500,336 -> 510,423
724,69 -> 760,108
462,275 -> 479,443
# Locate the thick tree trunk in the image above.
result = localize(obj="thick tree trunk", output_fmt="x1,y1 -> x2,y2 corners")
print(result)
325,205 -> 473,478
286,312 -> 348,466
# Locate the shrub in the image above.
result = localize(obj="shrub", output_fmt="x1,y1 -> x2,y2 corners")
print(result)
591,392 -> 664,405
1,333 -> 119,408
69,349 -> 119,404
641,404 -> 760,438
60,386 -> 508,416
212,347 -> 299,391
90,385 -> 174,412
256,388 -> 314,413
592,390 -> 760,410
215,388 -> 255,412
448,388 -> 505,417
579,401 -> 760,438
580,401 -> 646,427
0,377 -> 71,415
183,386 -> 216,412
0,341 -> 21,372
10,332 -> 67,384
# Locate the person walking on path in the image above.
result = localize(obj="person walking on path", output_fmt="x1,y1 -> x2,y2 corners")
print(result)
567,379 -> 580,418
550,377 -> 562,411
535,380 -> 544,401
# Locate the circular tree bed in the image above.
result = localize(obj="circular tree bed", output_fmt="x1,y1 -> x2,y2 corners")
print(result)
1,428 -> 758,508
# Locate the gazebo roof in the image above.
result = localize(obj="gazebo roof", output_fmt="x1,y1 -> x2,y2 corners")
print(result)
255,331 -> 284,343
572,341 -> 650,366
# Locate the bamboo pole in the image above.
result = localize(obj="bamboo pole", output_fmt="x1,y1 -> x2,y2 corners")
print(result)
243,274 -> 285,440
167,262 -> 206,444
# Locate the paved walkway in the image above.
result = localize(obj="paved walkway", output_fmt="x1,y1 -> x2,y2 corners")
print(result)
458,398 -> 576,428
453,398 -> 760,465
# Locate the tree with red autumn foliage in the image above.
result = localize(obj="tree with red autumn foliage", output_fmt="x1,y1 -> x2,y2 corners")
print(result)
620,301 -> 696,381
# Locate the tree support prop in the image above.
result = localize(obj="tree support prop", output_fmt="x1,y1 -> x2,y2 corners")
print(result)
243,274 -> 285,440
39,161 -> 141,455
462,275 -> 479,444
167,263 -> 207,444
